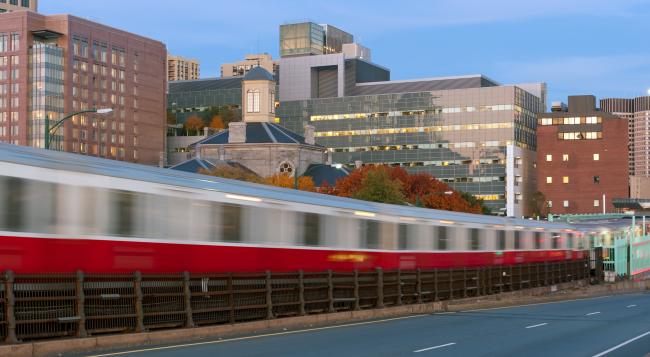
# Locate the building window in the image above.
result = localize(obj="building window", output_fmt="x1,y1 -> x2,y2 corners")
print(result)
21,0 -> 29,7
10,33 -> 19,51
593,153 -> 600,161
547,201 -> 552,208
246,89 -> 260,113
594,200 -> 600,207
563,176 -> 569,184
546,154 -> 552,162
562,154 -> 569,161
278,161 -> 294,175
546,176 -> 552,184
593,176 -> 600,184
563,200 -> 569,208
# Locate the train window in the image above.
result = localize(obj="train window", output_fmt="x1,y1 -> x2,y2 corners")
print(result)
0,176 -> 24,231
552,233 -> 560,249
534,232 -> 543,249
221,204 -> 242,242
469,228 -> 480,250
109,190 -> 135,237
497,230 -> 506,250
437,226 -> 448,250
361,220 -> 379,249
26,179 -> 58,234
398,224 -> 409,250
303,213 -> 320,246
514,231 -> 521,250
568,233 -> 574,249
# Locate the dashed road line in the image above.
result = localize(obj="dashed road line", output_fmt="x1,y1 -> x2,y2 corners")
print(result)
525,323 -> 548,329
586,312 -> 601,316
414,342 -> 456,353
627,304 -> 636,308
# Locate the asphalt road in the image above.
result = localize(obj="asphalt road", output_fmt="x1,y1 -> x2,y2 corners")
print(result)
82,293 -> 650,357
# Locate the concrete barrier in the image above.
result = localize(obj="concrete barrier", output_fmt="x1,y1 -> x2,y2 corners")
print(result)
2,278 -> 649,357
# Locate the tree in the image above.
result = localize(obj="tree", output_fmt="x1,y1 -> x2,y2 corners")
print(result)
202,106 -> 241,128
350,167 -> 405,204
199,165 -> 261,183
530,191 -> 549,218
184,115 -> 204,135
460,191 -> 492,215
263,173 -> 316,192
209,115 -> 225,130
166,110 -> 177,125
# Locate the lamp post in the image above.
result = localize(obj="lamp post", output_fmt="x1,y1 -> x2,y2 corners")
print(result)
45,108 -> 113,150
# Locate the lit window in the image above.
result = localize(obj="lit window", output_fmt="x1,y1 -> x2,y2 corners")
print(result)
594,200 -> 600,207
546,177 -> 553,184
563,176 -> 569,184
593,153 -> 600,161
562,154 -> 569,161
548,201 -> 553,208
563,200 -> 569,207
546,154 -> 552,162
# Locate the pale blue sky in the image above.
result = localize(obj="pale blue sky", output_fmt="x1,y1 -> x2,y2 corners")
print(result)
41,0 -> 650,103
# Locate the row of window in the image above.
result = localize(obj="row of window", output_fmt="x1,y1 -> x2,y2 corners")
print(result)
0,0 -> 31,7
545,153 -> 600,162
558,132 -> 602,140
0,176 -> 582,251
539,116 -> 602,126
315,122 -> 514,138
548,199 -> 601,208
310,105 -> 517,122
0,33 -> 20,53
545,176 -> 600,184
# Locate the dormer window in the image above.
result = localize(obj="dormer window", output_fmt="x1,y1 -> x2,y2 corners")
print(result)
246,89 -> 260,113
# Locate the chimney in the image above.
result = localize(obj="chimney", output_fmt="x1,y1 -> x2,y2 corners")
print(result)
355,160 -> 363,169
228,122 -> 246,143
304,124 -> 315,145
203,126 -> 210,137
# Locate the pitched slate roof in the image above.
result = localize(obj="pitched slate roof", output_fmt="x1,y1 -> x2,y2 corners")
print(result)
243,66 -> 274,81
301,163 -> 350,187
169,158 -> 256,176
194,122 -> 323,147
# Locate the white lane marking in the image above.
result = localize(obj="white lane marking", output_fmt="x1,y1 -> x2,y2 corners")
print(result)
525,323 -> 548,329
435,311 -> 456,315
461,295 -> 614,313
586,312 -> 601,316
627,304 -> 636,308
414,342 -> 456,353
592,330 -> 650,357
87,314 -> 426,357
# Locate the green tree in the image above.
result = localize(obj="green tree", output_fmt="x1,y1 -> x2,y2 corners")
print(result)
351,167 -> 405,204
529,191 -> 549,218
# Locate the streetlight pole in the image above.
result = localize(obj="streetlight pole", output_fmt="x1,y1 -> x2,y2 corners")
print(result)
45,108 -> 113,150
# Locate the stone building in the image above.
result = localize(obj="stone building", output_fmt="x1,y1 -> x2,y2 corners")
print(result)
179,67 -> 326,178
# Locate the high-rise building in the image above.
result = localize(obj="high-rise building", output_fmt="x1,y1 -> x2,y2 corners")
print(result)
167,54 -> 199,81
279,22 -> 353,58
220,53 -> 277,78
0,11 -> 167,165
600,96 -> 650,178
537,95 -> 628,214
0,0 -> 36,13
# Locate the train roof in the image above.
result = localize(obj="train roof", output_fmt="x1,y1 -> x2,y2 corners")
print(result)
0,143 -> 575,231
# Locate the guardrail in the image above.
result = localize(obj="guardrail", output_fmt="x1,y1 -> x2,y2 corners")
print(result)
1,259 -> 589,344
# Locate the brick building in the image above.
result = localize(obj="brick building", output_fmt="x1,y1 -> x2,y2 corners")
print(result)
536,95 -> 628,214
0,11 -> 167,165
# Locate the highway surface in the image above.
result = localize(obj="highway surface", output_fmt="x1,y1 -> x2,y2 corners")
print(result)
83,293 -> 650,357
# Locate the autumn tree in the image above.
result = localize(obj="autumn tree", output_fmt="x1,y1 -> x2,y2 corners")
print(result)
263,173 -> 315,192
199,165 -> 261,183
166,110 -> 177,125
209,115 -> 225,130
529,191 -> 549,218
352,167 -> 405,204
184,115 -> 204,135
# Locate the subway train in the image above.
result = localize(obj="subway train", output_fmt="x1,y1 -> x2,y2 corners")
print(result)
0,143 -> 588,274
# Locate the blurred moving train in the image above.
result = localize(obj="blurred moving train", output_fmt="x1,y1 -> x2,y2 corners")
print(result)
0,143 -> 588,274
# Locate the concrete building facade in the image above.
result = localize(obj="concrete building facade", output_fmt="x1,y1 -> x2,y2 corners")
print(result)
0,11 -> 167,165
0,0 -> 36,13
167,54 -> 199,81
537,95 -> 629,214
220,53 -> 277,78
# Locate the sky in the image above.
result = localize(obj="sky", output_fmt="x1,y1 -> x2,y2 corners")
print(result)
41,0 -> 650,103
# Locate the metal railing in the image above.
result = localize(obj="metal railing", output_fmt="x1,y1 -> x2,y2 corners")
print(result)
1,259 -> 589,344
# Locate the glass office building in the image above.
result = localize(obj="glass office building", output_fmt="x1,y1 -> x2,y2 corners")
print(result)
277,76 -> 545,216
280,22 -> 325,57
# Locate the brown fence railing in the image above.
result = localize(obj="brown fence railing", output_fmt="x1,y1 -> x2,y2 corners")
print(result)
1,259 -> 590,344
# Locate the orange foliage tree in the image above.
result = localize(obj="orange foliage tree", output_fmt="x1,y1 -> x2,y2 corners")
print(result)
184,115 -> 204,135
333,165 -> 487,214
263,173 -> 315,192
209,115 -> 225,130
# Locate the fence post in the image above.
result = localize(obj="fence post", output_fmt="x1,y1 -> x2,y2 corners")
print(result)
327,269 -> 334,313
396,269 -> 403,305
416,268 -> 423,304
183,271 -> 194,328
544,261 -> 549,286
4,270 -> 17,344
134,271 -> 145,333
75,270 -> 87,337
353,270 -> 360,311
266,270 -> 273,319
228,273 -> 235,323
449,268 -> 454,299
298,270 -> 306,316
463,267 -> 467,298
433,269 -> 439,301
376,267 -> 384,308
509,265 -> 514,291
